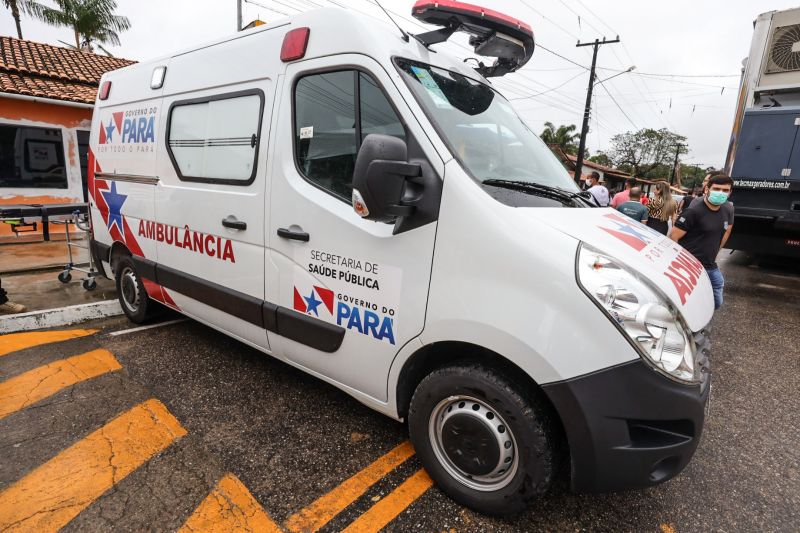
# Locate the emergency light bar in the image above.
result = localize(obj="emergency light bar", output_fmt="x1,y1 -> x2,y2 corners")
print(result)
411,0 -> 534,78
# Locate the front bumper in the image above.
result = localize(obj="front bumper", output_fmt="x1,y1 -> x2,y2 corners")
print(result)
542,331 -> 711,493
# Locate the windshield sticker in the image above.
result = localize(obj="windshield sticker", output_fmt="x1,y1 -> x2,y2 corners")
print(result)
299,126 -> 314,139
293,249 -> 402,345
410,66 -> 450,108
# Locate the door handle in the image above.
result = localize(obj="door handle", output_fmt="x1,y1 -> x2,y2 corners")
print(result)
222,216 -> 247,230
277,227 -> 310,242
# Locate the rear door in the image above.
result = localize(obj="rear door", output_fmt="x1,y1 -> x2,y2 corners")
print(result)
267,55 -> 442,402
153,33 -> 281,350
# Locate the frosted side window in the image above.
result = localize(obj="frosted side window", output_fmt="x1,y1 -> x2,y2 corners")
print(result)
168,92 -> 262,184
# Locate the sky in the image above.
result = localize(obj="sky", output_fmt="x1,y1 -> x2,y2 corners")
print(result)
2,0 -> 797,169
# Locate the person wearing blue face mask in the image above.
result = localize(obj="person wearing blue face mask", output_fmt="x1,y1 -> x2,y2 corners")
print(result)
670,173 -> 735,310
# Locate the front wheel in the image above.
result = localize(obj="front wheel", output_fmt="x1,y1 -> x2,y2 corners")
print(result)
408,364 -> 558,516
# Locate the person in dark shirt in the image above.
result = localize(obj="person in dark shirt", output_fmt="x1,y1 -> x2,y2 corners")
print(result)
678,191 -> 694,214
617,187 -> 649,222
671,174 -> 734,309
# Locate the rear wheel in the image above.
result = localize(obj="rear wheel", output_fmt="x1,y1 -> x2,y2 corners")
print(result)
115,255 -> 158,324
408,363 -> 557,516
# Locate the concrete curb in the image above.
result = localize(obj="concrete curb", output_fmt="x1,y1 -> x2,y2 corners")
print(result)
0,300 -> 123,333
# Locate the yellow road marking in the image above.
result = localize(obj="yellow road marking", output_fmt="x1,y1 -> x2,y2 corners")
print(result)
0,329 -> 97,357
0,398 -> 186,532
342,469 -> 433,533
178,473 -> 282,533
0,349 -> 121,420
660,524 -> 678,533
285,441 -> 416,532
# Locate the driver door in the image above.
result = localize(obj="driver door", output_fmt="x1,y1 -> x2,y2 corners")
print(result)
267,55 -> 442,402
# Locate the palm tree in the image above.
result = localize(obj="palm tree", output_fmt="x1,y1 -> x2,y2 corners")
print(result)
35,0 -> 130,52
539,122 -> 581,155
2,0 -> 48,39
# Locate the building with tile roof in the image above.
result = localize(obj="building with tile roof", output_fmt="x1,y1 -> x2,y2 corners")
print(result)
0,37 -> 134,241
0,36 -> 134,104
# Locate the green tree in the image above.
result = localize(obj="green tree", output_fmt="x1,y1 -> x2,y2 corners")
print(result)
3,0 -> 48,39
681,165 -> 715,190
588,151 -> 612,167
36,0 -> 130,51
540,122 -> 581,155
609,128 -> 688,178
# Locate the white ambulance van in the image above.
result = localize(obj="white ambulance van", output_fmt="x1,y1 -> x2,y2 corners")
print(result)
88,1 -> 714,515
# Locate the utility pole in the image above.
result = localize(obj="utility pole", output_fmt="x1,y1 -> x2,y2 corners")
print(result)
574,37 -> 620,185
670,143 -> 683,185
236,0 -> 242,31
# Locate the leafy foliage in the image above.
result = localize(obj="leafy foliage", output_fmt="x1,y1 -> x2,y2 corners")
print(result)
3,0 -> 49,38
34,0 -> 130,51
540,122 -> 581,155
609,128 -> 687,179
588,151 -> 612,167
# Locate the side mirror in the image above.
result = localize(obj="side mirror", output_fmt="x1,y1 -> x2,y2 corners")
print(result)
352,134 -> 421,223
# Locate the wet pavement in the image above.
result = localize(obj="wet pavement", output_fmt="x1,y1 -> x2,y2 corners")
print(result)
0,251 -> 797,532
1,270 -> 115,314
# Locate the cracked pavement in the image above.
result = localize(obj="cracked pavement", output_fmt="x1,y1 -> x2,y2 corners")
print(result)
0,251 -> 797,532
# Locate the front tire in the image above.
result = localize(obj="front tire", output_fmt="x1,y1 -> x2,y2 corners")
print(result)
114,255 -> 158,324
408,364 -> 557,516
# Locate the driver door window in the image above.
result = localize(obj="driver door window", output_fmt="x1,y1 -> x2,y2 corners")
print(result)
294,70 -> 405,200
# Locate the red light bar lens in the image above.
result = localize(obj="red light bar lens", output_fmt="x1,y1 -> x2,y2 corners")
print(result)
412,0 -> 532,34
98,80 -> 111,100
281,27 -> 310,62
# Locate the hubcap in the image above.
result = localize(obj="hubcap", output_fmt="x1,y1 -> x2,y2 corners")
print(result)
429,395 -> 518,491
120,266 -> 140,313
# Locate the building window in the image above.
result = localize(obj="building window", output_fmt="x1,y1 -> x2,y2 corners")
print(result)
0,124 -> 67,189
167,90 -> 264,185
294,70 -> 405,201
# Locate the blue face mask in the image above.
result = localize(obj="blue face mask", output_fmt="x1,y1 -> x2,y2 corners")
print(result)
708,190 -> 729,206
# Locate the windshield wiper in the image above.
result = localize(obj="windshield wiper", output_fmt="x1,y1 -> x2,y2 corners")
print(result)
481,179 -> 591,206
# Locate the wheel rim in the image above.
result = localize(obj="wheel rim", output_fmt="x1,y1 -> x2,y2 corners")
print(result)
428,395 -> 519,492
120,266 -> 141,313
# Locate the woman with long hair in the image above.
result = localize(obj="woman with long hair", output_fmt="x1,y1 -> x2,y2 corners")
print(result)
646,181 -> 677,235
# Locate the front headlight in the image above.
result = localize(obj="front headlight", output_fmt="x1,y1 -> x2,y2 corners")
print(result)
576,243 -> 700,384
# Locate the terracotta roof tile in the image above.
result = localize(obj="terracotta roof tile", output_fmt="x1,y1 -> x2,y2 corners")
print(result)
0,36 -> 135,104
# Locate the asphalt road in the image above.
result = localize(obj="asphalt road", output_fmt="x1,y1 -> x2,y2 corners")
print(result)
1,251 -> 798,532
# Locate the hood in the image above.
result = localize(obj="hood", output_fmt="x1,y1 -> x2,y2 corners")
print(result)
524,207 -> 714,331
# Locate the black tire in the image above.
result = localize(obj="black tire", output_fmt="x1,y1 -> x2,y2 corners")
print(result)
82,278 -> 97,291
58,271 -> 71,283
114,255 -> 158,324
408,364 -> 557,516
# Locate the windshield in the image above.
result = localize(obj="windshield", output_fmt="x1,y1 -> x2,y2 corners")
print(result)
396,59 -> 579,192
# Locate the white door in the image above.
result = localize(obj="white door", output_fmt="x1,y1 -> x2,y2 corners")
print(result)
268,56 -> 442,401
154,83 -> 271,349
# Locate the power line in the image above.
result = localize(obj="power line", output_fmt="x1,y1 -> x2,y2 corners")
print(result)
519,0 -> 581,41
627,72 -> 738,89
536,43 -> 589,69
508,71 -> 586,100
564,0 -> 672,129
598,81 -> 638,130
601,69 -> 739,78
243,0 -> 291,17
555,0 -> 607,37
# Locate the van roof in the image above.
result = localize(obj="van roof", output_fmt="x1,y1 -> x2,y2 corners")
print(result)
100,7 -> 489,87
